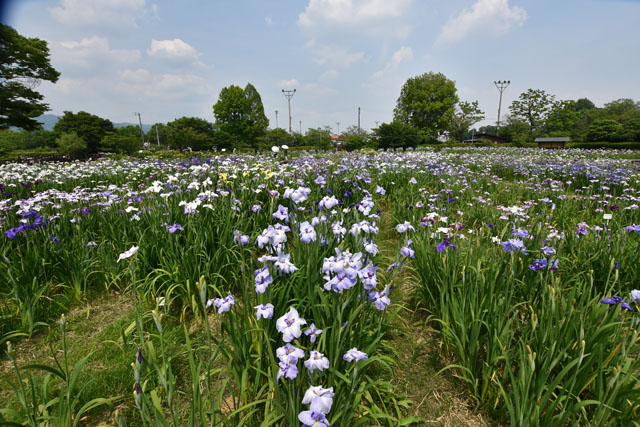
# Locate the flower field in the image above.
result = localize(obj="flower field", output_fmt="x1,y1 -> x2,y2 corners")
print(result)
1,147 -> 640,426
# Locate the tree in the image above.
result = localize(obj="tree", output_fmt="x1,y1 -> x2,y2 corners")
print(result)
603,98 -> 639,119
166,117 -> 214,151
53,111 -> 114,153
586,119 -> 623,142
620,118 -> 640,142
340,125 -> 371,151
0,24 -> 60,131
56,132 -> 87,158
374,122 -> 420,150
393,72 -> 458,140
304,127 -> 332,149
243,83 -> 269,144
575,98 -> 596,112
450,100 -> 484,142
508,89 -> 556,137
213,83 -> 269,148
265,128 -> 293,148
101,133 -> 142,154
145,123 -> 168,148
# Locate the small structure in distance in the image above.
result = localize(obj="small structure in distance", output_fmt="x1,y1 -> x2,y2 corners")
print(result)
463,133 -> 508,144
535,137 -> 570,149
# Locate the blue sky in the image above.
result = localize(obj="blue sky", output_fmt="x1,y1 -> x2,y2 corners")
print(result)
3,0 -> 640,132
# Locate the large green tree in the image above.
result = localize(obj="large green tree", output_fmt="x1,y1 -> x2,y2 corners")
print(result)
508,89 -> 556,138
166,117 -> 214,151
0,24 -> 60,131
212,83 -> 268,148
393,72 -> 458,140
53,111 -> 114,153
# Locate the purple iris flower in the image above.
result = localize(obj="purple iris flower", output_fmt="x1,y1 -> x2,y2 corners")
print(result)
400,240 -> 415,258
436,237 -> 457,253
343,347 -> 368,362
512,228 -> 529,238
529,258 -> 548,272
600,295 -> 632,311
49,235 -> 61,244
81,207 -> 91,215
5,228 -> 17,239
167,224 -> 184,233
541,246 -> 556,256
501,238 -> 528,255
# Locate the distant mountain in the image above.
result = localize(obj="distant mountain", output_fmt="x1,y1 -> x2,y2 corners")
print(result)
35,114 -> 60,131
33,114 -> 153,133
113,121 -> 153,133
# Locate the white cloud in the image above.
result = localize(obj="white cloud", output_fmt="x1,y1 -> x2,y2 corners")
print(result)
391,46 -> 413,65
307,40 -> 365,68
319,69 -> 339,82
147,39 -> 200,61
298,0 -> 412,28
265,16 -> 273,25
278,79 -> 300,88
372,46 -> 412,79
50,0 -> 147,31
437,0 -> 527,45
56,36 -> 141,69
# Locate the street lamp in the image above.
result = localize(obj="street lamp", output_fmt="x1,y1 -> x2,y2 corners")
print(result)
493,80 -> 510,136
282,89 -> 296,134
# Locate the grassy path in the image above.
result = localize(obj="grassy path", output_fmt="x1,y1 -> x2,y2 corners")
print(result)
376,205 -> 492,426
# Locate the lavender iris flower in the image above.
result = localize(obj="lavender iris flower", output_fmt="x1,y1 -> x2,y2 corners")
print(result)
501,238 -> 528,255
298,411 -> 330,427
304,351 -> 330,373
302,385 -> 334,414
631,289 -> 640,303
304,323 -> 323,343
254,303 -> 274,320
343,347 -> 368,362
272,204 -> 289,222
276,307 -> 307,342
167,223 -> 184,233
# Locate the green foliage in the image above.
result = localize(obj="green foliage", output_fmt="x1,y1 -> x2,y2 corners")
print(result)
265,127 -> 293,148
304,127 -> 333,148
374,121 -> 420,150
101,133 -> 142,155
393,72 -> 459,140
145,123 -> 168,147
450,100 -> 484,142
213,83 -> 269,148
620,118 -> 640,141
508,89 -> 556,138
340,126 -> 371,151
53,111 -> 114,154
56,132 -> 87,158
586,119 -> 623,142
166,117 -> 214,151
0,24 -> 60,131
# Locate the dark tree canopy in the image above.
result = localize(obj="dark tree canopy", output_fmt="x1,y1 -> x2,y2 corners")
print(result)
393,72 -> 459,140
508,89 -> 556,137
166,117 -> 214,151
213,83 -> 269,148
0,24 -> 60,131
374,121 -> 420,150
53,111 -> 114,154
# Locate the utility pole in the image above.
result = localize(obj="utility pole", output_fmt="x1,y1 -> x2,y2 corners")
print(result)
357,107 -> 361,132
282,89 -> 296,134
299,120 -> 302,134
134,112 -> 145,147
493,80 -> 510,136
336,122 -> 340,135
155,124 -> 160,146
275,110 -> 279,129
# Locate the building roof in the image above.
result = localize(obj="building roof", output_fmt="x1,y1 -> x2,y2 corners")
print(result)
535,137 -> 570,142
